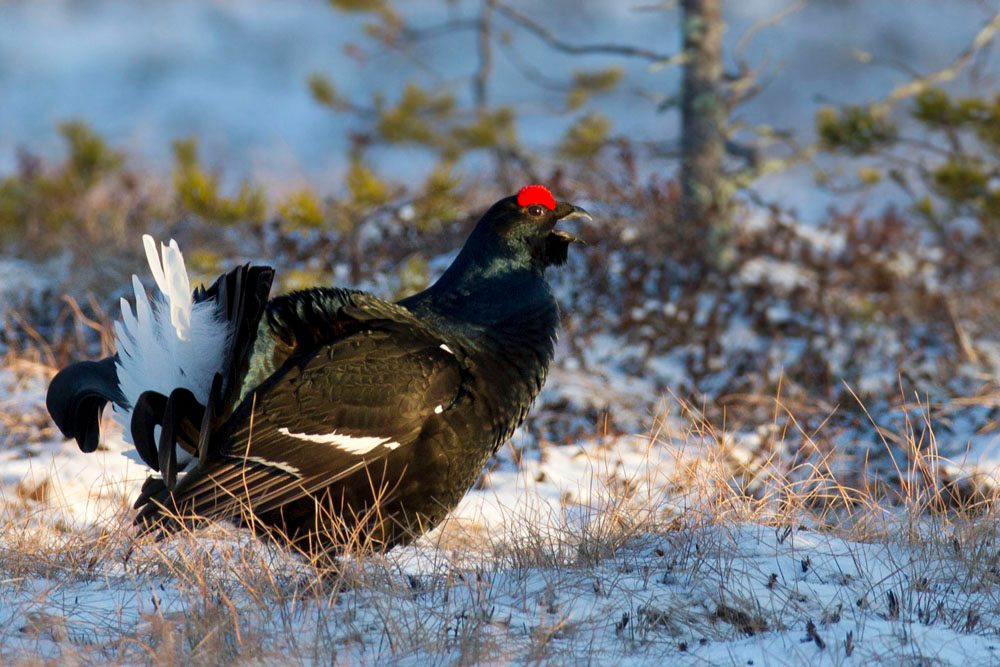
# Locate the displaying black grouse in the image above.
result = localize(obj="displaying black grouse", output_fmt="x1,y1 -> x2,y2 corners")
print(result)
46,185 -> 588,554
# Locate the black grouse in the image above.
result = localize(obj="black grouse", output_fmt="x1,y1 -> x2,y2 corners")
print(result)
46,185 -> 588,554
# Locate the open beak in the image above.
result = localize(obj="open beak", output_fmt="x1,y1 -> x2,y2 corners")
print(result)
543,202 -> 589,266
553,203 -> 591,245
557,203 -> 592,223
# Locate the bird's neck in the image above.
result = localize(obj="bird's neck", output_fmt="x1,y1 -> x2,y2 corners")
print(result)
400,256 -> 557,335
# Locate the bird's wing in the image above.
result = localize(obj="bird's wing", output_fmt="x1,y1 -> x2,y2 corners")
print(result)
234,287 -> 444,406
134,323 -> 462,527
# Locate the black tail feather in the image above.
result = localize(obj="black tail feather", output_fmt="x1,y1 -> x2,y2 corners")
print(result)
132,264 -> 273,532
157,393 -> 180,491
198,373 -> 223,463
195,263 -> 274,413
158,387 -> 204,490
47,261 -> 273,527
46,357 -> 123,453
134,476 -> 166,510
131,391 -> 168,470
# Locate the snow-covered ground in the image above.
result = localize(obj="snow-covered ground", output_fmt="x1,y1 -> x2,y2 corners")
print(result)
4,214 -> 1000,663
3,355 -> 1000,664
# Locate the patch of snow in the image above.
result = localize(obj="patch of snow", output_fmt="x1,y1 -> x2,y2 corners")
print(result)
0,367 -> 143,526
719,317 -> 766,355
737,257 -> 816,295
790,222 -> 847,256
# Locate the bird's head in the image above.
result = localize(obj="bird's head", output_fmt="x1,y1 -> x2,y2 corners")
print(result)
462,185 -> 589,273
406,185 -> 588,320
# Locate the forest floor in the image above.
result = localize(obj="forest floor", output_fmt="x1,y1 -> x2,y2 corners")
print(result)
2,352 -> 1000,665
4,198 -> 1000,664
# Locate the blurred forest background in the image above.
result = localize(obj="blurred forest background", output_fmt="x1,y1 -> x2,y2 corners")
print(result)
4,0 -> 1000,498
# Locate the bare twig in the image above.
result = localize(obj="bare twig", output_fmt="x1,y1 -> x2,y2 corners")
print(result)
725,139 -> 760,169
944,295 -> 982,368
399,18 -> 480,42
734,0 -> 806,63
633,1 -> 680,11
493,1 -> 681,66
497,37 -> 569,91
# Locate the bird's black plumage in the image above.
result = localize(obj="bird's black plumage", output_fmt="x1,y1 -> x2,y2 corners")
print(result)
46,188 -> 587,555
47,357 -> 123,453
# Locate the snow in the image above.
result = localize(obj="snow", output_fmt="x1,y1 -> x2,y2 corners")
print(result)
0,258 -> 57,304
0,256 -> 67,334
0,365 -> 143,526
738,257 -> 816,295
3,363 -> 1000,664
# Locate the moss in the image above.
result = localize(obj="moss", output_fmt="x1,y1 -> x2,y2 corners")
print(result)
233,183 -> 268,223
911,89 -> 963,127
331,0 -> 402,37
931,158 -> 988,202
345,82 -> 522,162
912,89 -> 1000,149
395,253 -> 430,299
173,137 -> 198,170
280,267 -> 332,292
969,94 -> 1000,149
329,0 -> 387,12
346,155 -> 391,208
376,84 -> 455,148
983,188 -> 1000,225
58,121 -> 123,186
308,74 -> 351,111
819,90 -> 1000,235
185,248 -> 225,286
452,108 -> 517,151
0,121 -> 140,253
914,195 -> 936,222
413,161 -> 461,230
857,167 -> 882,185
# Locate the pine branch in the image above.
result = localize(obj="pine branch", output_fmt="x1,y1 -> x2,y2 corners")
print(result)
874,9 -> 1000,113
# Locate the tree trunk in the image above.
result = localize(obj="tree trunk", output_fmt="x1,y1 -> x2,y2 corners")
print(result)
680,0 -> 727,269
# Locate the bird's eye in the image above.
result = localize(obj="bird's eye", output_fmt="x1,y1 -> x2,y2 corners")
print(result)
527,205 -> 545,217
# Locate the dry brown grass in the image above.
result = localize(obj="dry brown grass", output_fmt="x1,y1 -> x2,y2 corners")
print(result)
2,405 -> 1000,664
4,308 -> 1000,663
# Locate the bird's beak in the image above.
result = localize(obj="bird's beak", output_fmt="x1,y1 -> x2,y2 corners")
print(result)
555,202 -> 593,224
552,203 -> 590,245
542,202 -> 589,266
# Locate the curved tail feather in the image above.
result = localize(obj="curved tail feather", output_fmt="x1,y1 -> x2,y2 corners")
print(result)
125,263 -> 274,487
46,357 -> 124,452
129,387 -> 204,474
46,235 -> 274,505
129,390 -> 168,469
113,236 -> 234,437
130,265 -> 273,531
